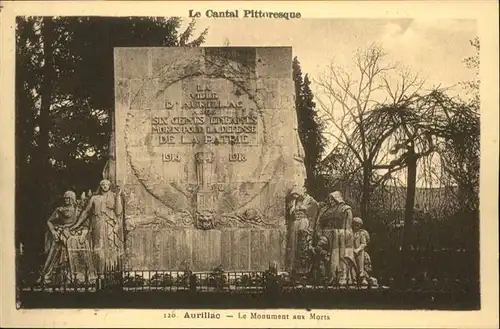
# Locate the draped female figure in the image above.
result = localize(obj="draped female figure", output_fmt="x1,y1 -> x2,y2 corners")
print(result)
38,191 -> 95,284
71,180 -> 124,276
285,186 -> 319,277
317,191 -> 354,284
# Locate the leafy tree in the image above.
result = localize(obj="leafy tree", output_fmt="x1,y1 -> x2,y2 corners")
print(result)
292,57 -> 326,198
15,16 -> 207,263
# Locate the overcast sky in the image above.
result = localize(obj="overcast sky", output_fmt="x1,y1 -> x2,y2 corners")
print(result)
186,18 -> 477,92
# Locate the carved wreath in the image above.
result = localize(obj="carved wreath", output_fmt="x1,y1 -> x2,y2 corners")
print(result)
124,52 -> 285,226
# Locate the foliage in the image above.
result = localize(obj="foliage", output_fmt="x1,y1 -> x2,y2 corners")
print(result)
292,57 -> 327,198
237,272 -> 264,287
122,274 -> 146,287
205,265 -> 227,290
150,273 -> 175,287
175,271 -> 193,288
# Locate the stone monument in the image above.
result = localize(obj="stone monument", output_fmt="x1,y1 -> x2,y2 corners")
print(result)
113,47 -> 306,271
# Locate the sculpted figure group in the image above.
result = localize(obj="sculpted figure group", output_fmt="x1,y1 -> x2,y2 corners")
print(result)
38,180 -> 124,285
285,187 -> 377,286
37,179 -> 374,287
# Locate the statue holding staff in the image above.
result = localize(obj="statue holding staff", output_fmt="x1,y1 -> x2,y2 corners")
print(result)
70,180 -> 124,275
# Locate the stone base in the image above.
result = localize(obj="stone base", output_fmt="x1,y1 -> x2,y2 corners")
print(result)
125,228 -> 287,271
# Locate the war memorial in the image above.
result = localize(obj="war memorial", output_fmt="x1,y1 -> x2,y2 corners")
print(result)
114,46 -> 307,272
18,47 -> 479,310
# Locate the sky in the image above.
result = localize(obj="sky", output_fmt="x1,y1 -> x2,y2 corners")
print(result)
184,18 -> 477,93
181,18 -> 478,187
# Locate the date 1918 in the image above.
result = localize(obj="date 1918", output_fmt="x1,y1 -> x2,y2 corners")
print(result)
162,153 -> 181,162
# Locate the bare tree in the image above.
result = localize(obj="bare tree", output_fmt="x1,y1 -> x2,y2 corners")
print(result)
461,37 -> 480,105
424,90 -> 479,213
316,42 -> 479,284
315,44 -> 427,223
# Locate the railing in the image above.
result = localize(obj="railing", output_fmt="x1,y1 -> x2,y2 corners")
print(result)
20,262 -> 97,293
19,270 -> 478,295
371,249 -> 479,290
98,267 -> 478,294
103,270 -> 348,293
18,249 -> 479,294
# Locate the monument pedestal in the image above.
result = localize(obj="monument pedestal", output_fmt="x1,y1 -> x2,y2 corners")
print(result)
126,228 -> 286,271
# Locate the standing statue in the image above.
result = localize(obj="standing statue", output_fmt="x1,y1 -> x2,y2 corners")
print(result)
37,191 -> 95,284
285,186 -> 319,278
353,217 -> 377,286
317,191 -> 354,284
70,180 -> 124,276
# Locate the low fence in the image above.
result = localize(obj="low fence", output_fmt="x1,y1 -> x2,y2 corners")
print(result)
17,249 -> 479,294
371,249 -> 479,290
19,268 -> 478,295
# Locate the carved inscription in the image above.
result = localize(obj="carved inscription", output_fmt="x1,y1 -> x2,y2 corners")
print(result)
229,153 -> 247,162
152,116 -> 257,145
162,153 -> 181,162
150,84 -> 259,162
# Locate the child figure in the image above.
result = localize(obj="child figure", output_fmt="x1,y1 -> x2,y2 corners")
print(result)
353,217 -> 377,286
310,235 -> 331,283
